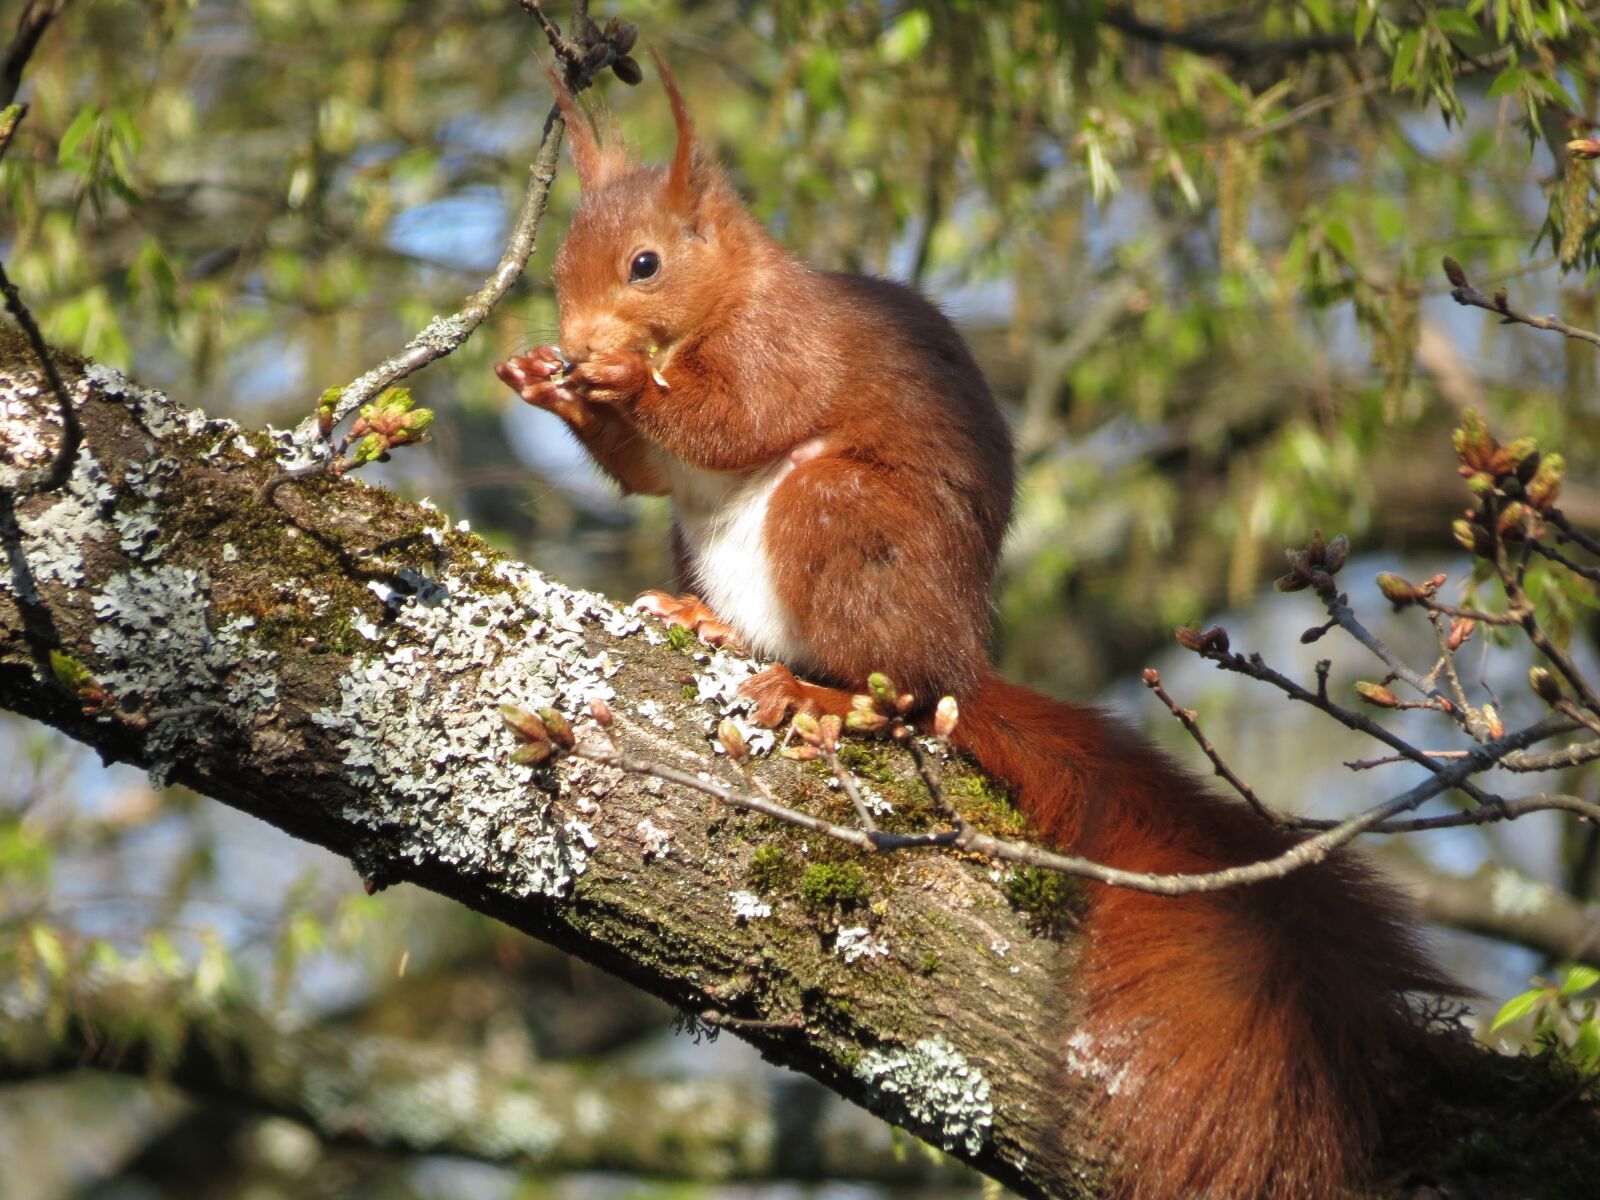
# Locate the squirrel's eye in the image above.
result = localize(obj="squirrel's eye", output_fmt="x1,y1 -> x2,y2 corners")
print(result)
628,250 -> 661,282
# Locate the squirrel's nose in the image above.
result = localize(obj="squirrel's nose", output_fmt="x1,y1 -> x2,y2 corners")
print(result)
559,320 -> 595,365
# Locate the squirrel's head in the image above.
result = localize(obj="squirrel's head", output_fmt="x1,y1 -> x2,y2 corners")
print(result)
549,54 -> 745,366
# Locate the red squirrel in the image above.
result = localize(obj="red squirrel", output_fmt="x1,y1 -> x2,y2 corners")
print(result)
495,60 -> 1451,1200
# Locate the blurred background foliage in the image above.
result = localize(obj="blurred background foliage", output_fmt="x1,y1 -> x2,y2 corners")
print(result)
4,1 -> 1600,1197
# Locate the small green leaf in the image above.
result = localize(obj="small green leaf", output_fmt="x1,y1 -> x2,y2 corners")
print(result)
879,9 -> 932,64
1560,965 -> 1600,996
1490,986 -> 1547,1031
1573,1017 -> 1600,1071
1354,1 -> 1377,44
57,105 -> 100,165
30,924 -> 67,981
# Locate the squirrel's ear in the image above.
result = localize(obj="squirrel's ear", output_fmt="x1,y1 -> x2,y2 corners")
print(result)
547,68 -> 608,192
652,49 -> 706,215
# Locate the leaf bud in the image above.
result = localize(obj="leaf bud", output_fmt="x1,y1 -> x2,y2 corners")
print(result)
1354,681 -> 1400,708
818,714 -> 842,751
1496,502 -> 1528,537
352,432 -> 390,465
500,703 -> 549,744
1526,453 -> 1566,511
791,712 -> 822,746
1452,518 -> 1491,556
49,649 -> 93,694
1442,255 -> 1469,288
1274,572 -> 1310,593
866,672 -> 897,705
1529,667 -> 1563,704
1322,533 -> 1350,573
538,706 -> 576,750
588,697 -> 614,727
1376,572 -> 1421,608
717,717 -> 748,761
780,743 -> 821,761
1175,627 -> 1205,651
613,54 -> 643,85
934,695 -> 960,738
845,708 -> 890,734
511,741 -> 554,766
1482,704 -> 1504,740
1447,618 -> 1475,650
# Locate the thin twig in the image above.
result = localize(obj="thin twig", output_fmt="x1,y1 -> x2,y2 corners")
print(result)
1345,750 -> 1471,771
1323,591 -> 1472,728
0,259 -> 81,495
282,0 -> 608,479
1199,645 -> 1507,810
823,746 -> 878,834
1427,609 -> 1481,740
1142,668 -> 1286,826
558,711 -> 1582,896
258,460 -> 335,505
1443,256 -> 1600,349
1548,509 -> 1600,559
1,0 -> 70,109
1528,537 -> 1600,584
698,1009 -> 805,1034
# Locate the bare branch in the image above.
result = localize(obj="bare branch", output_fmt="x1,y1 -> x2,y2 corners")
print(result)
1142,667 -> 1286,827
0,0 -> 69,108
554,711 -> 1587,897
1442,256 -> 1600,349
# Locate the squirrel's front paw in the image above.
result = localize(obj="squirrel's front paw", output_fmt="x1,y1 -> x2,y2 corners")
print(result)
496,349 -> 598,430
568,349 -> 654,405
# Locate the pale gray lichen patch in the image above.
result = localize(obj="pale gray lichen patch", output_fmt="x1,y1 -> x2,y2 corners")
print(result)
0,377 -> 54,481
83,362 -> 212,442
835,925 -> 890,963
729,890 -> 772,920
269,422 -> 331,472
300,1037 -> 562,1160
856,1036 -> 993,1156
89,565 -> 280,787
312,555 -> 635,899
112,455 -> 183,562
1489,867 -> 1557,919
3,444 -> 118,599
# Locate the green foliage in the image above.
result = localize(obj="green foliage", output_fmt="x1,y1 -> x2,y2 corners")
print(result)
799,861 -> 869,910
1492,965 -> 1600,1072
748,843 -> 796,892
1002,867 -> 1085,935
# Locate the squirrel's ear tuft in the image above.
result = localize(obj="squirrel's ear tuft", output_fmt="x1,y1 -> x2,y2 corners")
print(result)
652,48 -> 707,215
547,69 -> 619,192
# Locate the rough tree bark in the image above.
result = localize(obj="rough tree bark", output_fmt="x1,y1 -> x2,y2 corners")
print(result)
1,333 -> 1596,1199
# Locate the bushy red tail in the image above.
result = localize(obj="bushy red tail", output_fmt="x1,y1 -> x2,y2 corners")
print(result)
954,675 -> 1451,1200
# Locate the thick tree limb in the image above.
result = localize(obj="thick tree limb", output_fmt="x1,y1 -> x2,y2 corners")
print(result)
1,339 -> 1597,1198
1390,859 -> 1600,968
0,970 -> 980,1186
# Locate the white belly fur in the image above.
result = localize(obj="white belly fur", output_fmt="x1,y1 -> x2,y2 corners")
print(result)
667,458 -> 815,668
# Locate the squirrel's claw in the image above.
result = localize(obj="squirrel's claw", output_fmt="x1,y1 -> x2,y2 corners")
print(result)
634,591 -> 747,654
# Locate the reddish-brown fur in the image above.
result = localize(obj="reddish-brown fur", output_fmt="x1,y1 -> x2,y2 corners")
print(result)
496,60 -> 1450,1199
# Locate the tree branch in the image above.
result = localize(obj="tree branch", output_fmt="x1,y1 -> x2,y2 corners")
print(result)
1,345 -> 1597,1196
0,969 -> 979,1186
